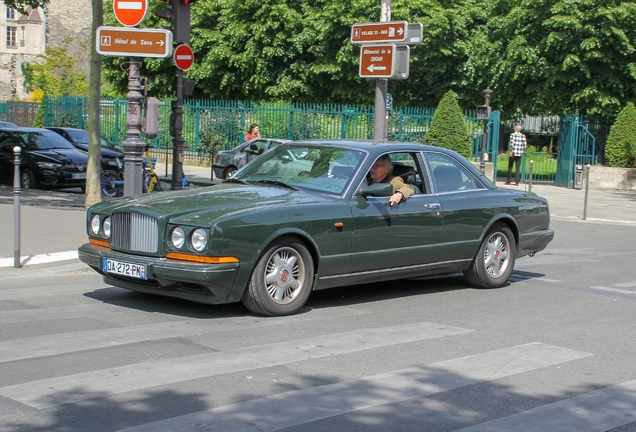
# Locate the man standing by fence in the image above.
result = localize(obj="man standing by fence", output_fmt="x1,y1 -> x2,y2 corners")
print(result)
506,125 -> 527,186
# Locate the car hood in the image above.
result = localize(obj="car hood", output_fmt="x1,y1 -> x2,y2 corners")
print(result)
93,183 -> 334,226
30,148 -> 89,164
73,143 -> 123,157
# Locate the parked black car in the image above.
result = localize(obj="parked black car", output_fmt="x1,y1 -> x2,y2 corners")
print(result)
46,127 -> 124,172
0,121 -> 18,128
213,138 -> 290,179
0,127 -> 89,190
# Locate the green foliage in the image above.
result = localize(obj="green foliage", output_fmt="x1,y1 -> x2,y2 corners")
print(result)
486,0 -> 636,119
23,43 -> 88,96
604,102 -> 636,167
426,90 -> 472,156
32,97 -> 45,128
3,0 -> 49,14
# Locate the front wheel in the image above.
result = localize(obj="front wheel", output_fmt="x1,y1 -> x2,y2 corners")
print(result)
20,169 -> 36,189
241,237 -> 314,316
464,224 -> 516,288
100,170 -> 123,197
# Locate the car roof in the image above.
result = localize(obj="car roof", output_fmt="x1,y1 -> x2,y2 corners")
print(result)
285,139 -> 444,153
46,127 -> 84,131
3,127 -> 58,133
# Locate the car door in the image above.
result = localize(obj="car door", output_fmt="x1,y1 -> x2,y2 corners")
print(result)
424,151 -> 492,262
0,136 -> 17,183
348,152 -> 444,273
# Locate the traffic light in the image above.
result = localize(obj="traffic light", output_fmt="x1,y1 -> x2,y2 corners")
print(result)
144,97 -> 165,139
155,0 -> 195,44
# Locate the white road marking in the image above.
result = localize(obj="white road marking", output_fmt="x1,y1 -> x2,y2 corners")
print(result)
459,378 -> 636,432
120,343 -> 592,432
615,281 -> 636,288
590,286 -> 636,296
0,250 -> 78,268
0,322 -> 473,408
0,306 -> 370,363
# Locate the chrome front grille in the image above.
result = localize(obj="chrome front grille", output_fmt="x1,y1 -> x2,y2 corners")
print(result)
111,212 -> 159,253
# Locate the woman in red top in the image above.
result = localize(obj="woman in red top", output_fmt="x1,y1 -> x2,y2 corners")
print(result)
244,124 -> 260,142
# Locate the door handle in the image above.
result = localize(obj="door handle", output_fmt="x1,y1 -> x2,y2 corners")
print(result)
424,203 -> 441,209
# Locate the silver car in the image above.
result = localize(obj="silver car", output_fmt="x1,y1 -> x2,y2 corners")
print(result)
213,138 -> 290,179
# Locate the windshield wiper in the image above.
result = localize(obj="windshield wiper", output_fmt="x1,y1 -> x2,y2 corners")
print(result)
255,180 -> 300,191
222,178 -> 249,185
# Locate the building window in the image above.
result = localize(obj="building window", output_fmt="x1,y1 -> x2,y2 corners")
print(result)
20,26 -> 26,47
6,8 -> 16,20
7,27 -> 17,47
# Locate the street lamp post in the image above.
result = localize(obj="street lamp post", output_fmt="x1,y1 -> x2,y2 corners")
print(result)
476,87 -> 493,175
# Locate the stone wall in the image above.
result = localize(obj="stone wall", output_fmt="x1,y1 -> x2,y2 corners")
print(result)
588,166 -> 636,192
45,0 -> 92,76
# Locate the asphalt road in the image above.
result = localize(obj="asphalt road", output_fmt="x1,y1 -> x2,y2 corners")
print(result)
0,184 -> 635,431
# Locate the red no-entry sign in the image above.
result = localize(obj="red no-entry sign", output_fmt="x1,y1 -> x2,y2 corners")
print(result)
113,0 -> 149,27
173,44 -> 194,70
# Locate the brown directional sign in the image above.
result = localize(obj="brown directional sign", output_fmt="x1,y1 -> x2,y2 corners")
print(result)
96,26 -> 173,58
359,44 -> 396,78
351,21 -> 408,44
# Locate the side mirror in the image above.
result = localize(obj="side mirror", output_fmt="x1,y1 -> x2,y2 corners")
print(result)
361,183 -> 394,198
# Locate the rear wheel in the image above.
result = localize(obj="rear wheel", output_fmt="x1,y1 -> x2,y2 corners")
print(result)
241,237 -> 314,316
223,166 -> 238,179
464,223 -> 516,288
20,169 -> 36,189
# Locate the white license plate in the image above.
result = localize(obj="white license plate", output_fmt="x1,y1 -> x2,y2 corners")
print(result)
72,173 -> 87,179
103,258 -> 147,279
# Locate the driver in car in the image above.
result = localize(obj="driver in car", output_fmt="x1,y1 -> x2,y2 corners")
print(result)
368,155 -> 413,206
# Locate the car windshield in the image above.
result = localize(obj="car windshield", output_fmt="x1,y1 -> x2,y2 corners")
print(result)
66,129 -> 115,148
17,130 -> 77,150
234,144 -> 366,195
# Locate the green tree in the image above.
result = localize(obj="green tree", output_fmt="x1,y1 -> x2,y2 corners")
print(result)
604,102 -> 636,167
425,90 -> 472,156
485,0 -> 636,119
23,42 -> 88,96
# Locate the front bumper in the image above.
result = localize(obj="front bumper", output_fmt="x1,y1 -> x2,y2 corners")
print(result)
517,228 -> 555,258
78,243 -> 241,305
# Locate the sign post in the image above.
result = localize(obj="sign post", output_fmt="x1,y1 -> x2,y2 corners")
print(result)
170,45 -> 194,190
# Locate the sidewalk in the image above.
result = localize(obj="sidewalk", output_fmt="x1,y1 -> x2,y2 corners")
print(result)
1,165 -> 634,268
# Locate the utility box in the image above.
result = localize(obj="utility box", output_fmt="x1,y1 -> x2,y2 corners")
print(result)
574,164 -> 583,189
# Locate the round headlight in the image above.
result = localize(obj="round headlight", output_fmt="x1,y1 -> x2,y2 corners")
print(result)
102,217 -> 111,238
171,227 -> 186,249
190,228 -> 208,252
90,215 -> 100,235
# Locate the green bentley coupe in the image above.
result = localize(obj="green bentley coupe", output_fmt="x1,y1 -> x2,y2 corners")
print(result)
78,140 -> 554,316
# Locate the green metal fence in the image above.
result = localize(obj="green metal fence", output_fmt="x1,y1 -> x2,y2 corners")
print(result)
42,95 -> 499,156
0,101 -> 6,121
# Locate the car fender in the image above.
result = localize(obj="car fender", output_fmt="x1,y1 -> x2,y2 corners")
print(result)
481,213 -> 520,245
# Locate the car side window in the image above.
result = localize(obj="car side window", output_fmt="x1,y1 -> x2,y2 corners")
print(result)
356,152 -> 426,195
424,152 -> 483,193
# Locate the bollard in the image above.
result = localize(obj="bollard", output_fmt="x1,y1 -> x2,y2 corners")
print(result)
583,164 -> 591,220
528,160 -> 534,193
13,146 -> 21,268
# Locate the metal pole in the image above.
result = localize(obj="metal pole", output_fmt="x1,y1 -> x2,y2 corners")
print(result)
13,146 -> 21,268
171,69 -> 185,190
122,57 -> 145,196
528,160 -> 533,193
583,164 -> 591,220
373,0 -> 391,140
480,119 -> 487,174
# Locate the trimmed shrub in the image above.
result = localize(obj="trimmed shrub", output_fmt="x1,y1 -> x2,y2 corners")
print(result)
426,90 -> 472,157
32,97 -> 46,128
605,102 -> 636,167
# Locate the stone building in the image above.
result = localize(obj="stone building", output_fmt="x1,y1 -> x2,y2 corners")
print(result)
0,0 -> 91,100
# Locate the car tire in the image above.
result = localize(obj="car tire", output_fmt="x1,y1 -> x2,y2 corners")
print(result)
464,223 -> 516,289
20,169 -> 36,189
241,237 -> 314,316
223,166 -> 237,179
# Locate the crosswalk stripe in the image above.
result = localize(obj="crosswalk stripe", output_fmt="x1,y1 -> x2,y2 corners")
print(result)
0,306 -> 370,363
119,343 -> 593,432
0,251 -> 78,268
0,321 -> 473,409
458,378 -> 636,432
